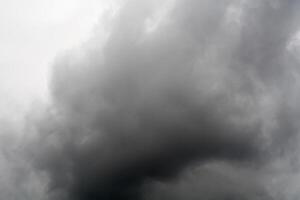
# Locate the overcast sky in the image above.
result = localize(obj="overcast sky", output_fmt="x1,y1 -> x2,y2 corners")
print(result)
1,0 -> 300,200
0,0 -> 113,121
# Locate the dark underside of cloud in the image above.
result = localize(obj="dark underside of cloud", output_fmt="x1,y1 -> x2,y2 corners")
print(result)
30,0 -> 300,199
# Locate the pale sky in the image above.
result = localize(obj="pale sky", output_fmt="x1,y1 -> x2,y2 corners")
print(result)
0,0 -> 112,122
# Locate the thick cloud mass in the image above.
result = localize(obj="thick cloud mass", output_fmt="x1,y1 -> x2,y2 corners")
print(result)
29,0 -> 300,199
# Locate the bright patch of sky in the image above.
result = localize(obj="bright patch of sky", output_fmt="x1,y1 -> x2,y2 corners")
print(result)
0,0 -> 115,125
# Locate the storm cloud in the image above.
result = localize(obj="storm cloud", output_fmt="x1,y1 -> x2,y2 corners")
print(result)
25,0 -> 300,200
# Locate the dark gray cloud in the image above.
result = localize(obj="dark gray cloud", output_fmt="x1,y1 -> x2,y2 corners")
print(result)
27,0 -> 300,200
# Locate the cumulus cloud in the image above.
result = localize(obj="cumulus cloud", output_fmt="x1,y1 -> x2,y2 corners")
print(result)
6,0 -> 300,200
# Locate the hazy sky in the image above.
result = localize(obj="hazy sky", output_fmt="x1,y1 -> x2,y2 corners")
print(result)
0,0 -> 112,121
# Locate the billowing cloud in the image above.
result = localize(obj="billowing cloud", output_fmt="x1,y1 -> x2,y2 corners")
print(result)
20,0 -> 300,200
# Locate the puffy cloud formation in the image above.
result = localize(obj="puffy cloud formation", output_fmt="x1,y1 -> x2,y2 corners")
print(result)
12,0 -> 300,199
